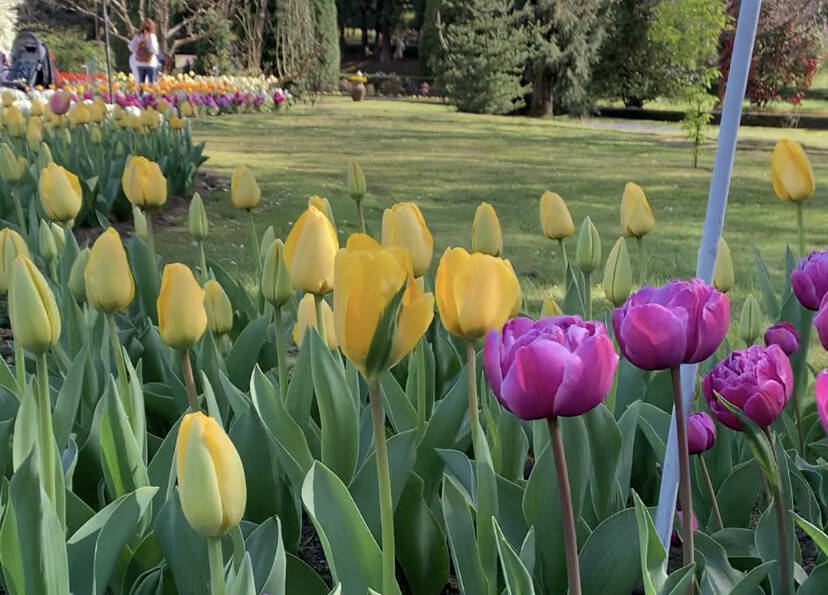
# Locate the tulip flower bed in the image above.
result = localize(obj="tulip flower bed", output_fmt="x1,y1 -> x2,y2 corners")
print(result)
6,97 -> 828,595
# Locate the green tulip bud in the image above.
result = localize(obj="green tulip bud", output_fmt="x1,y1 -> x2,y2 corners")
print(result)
37,142 -> 53,171
8,256 -> 61,354
739,296 -> 762,346
259,225 -> 275,260
38,219 -> 58,262
69,247 -> 89,302
576,216 -> 601,275
132,206 -> 148,241
713,237 -> 734,294
188,193 -> 209,241
602,236 -> 632,307
50,222 -> 65,255
261,239 -> 294,307
347,159 -> 366,202
115,141 -> 125,157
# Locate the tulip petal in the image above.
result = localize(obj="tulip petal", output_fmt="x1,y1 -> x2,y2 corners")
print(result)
619,303 -> 686,370
816,370 -> 828,437
202,416 -> 247,533
553,333 -> 618,416
390,291 -> 434,369
500,340 -> 571,420
484,328 -> 503,399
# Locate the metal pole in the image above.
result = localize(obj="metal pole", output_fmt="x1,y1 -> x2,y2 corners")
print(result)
654,0 -> 762,549
102,0 -> 115,102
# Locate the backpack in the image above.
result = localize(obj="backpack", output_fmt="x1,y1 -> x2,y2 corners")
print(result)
136,37 -> 152,63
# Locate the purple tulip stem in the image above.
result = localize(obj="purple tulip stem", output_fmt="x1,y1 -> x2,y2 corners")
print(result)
546,416 -> 581,595
796,202 -> 805,258
698,455 -> 723,531
671,366 -> 694,571
369,378 -> 397,595
466,341 -> 480,448
764,427 -> 793,595
180,350 -> 200,412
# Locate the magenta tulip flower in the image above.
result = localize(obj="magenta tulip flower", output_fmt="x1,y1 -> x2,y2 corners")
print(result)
687,412 -> 716,454
764,322 -> 800,355
816,370 -> 828,437
484,316 -> 618,420
703,345 -> 794,430
612,279 -> 730,371
814,294 -> 828,351
791,249 -> 828,311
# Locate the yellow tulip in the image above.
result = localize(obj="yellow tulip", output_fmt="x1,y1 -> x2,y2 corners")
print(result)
435,247 -> 521,339
30,98 -> 44,117
85,227 -> 135,313
539,191 -> 575,240
713,237 -> 734,294
176,411 -> 246,537
230,166 -> 261,210
169,115 -> 186,130
8,256 -> 61,354
771,138 -> 814,202
39,162 -> 82,223
68,248 -> 89,302
284,205 -> 339,294
5,106 -> 24,137
261,239 -> 294,307
294,293 -> 336,349
382,202 -> 433,278
68,102 -> 91,127
347,160 -> 366,202
620,182 -> 655,238
541,298 -> 562,318
1,91 -> 13,107
180,100 -> 194,118
157,99 -> 171,114
333,234 -> 434,379
140,108 -> 160,129
471,202 -> 503,257
158,263 -> 207,351
127,114 -> 142,131
122,156 -> 167,209
0,143 -> 26,183
204,280 -> 233,335
308,195 -> 335,224
0,229 -> 29,293
26,117 -> 42,151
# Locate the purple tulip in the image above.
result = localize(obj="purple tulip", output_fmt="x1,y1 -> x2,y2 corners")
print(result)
764,322 -> 800,355
703,345 -> 793,430
816,370 -> 828,438
484,316 -> 619,420
612,279 -> 730,371
791,249 -> 828,310
814,294 -> 828,351
687,412 -> 716,454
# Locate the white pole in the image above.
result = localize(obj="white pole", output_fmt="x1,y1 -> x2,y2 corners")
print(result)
654,0 -> 763,549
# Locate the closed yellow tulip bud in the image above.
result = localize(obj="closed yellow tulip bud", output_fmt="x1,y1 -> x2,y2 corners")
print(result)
713,237 -> 734,294
334,234 -> 434,379
204,280 -> 233,335
114,141 -> 125,157
26,117 -> 42,152
541,298 -> 562,318
89,126 -> 102,144
140,108 -> 160,129
127,114 -> 141,131
539,191 -> 575,240
169,115 -> 186,130
308,195 -> 335,225
157,99 -> 171,115
30,98 -> 44,116
284,206 -> 339,294
37,142 -> 53,171
347,160 -> 366,202
176,411 -> 246,537
382,202 -> 434,278
85,227 -> 135,313
8,256 -> 61,354
620,182 -> 655,238
0,143 -> 26,183
771,138 -> 814,202
188,193 -> 209,241
68,247 -> 89,302
5,106 -> 24,137
38,219 -> 57,262
39,162 -> 82,223
180,100 -> 195,118
602,237 -> 632,307
122,156 -> 167,209
230,166 -> 261,210
261,239 -> 294,307
576,216 -> 602,275
158,263 -> 207,351
68,102 -> 91,127
435,247 -> 521,339
294,294 -> 337,349
471,202 -> 503,257
0,229 -> 29,293
739,296 -> 762,346
1,91 -> 13,107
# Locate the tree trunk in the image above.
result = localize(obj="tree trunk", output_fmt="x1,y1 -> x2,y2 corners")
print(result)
361,0 -> 370,55
530,66 -> 554,117
379,0 -> 392,64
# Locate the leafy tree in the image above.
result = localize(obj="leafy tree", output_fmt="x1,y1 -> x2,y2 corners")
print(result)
311,0 -> 341,88
525,0 -> 608,116
651,0 -> 727,168
432,0 -> 529,114
592,0 -> 671,107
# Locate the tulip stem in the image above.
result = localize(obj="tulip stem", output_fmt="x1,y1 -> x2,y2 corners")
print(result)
10,185 -> 27,239
583,272 -> 592,320
764,428 -> 793,595
699,455 -> 723,531
247,210 -> 261,285
198,241 -> 209,284
671,366 -> 694,570
357,200 -> 366,234
274,306 -> 288,397
36,353 -> 57,510
796,202 -> 805,257
14,340 -> 25,397
369,378 -> 397,595
636,236 -> 647,285
180,350 -> 200,412
144,209 -> 156,266
107,313 -> 132,421
466,341 -> 479,449
416,340 -> 427,431
547,416 -> 581,595
314,295 -> 328,347
207,536 -> 226,595
558,238 -> 568,282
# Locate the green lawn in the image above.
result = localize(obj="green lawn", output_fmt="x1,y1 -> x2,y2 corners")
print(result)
156,96 -> 828,322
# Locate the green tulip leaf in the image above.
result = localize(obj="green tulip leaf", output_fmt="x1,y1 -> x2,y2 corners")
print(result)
286,553 -> 329,595
245,517 -> 286,595
155,488 -> 210,595
442,474 -> 488,595
226,316 -> 269,390
632,490 -> 667,595
493,517 -> 535,595
52,346 -> 89,450
380,371 -> 417,433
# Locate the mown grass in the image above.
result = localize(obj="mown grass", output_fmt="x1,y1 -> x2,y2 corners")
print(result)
156,96 -> 828,326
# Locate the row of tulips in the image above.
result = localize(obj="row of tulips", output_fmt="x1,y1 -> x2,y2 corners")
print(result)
0,132 -> 827,595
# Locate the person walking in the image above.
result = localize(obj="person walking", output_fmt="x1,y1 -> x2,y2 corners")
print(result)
128,18 -> 159,85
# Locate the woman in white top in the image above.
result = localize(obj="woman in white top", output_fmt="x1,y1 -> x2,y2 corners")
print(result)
128,18 -> 160,84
